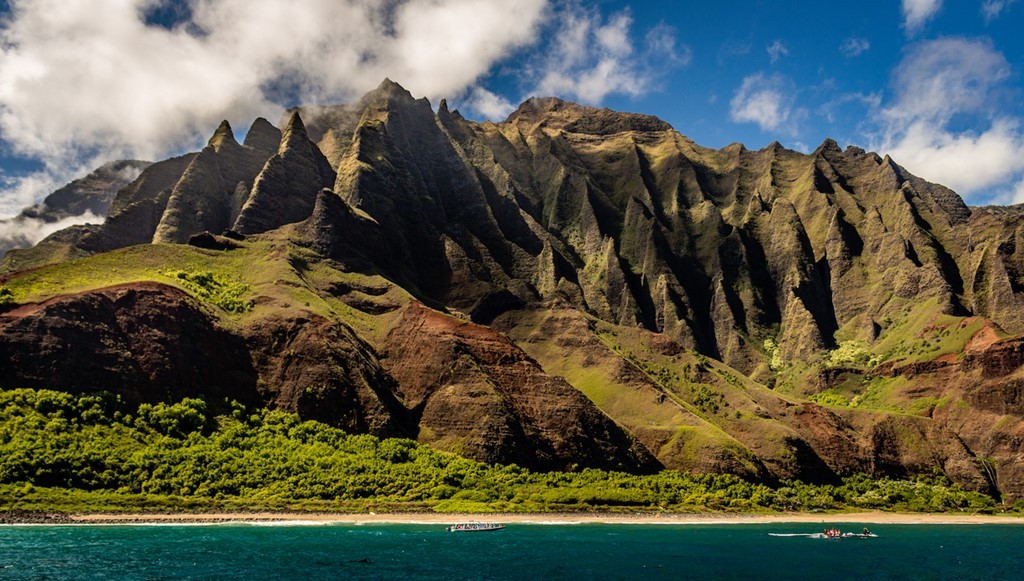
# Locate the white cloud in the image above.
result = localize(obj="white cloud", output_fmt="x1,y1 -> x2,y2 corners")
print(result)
0,169 -> 63,217
0,0 -> 548,217
529,5 -> 687,105
877,38 -> 1024,201
729,73 -> 795,133
463,87 -> 516,121
982,0 -> 1018,22
886,119 -> 1024,194
839,37 -> 870,57
1013,180 -> 1024,204
0,210 -> 103,255
885,38 -> 1009,124
767,40 -> 788,64
902,0 -> 942,34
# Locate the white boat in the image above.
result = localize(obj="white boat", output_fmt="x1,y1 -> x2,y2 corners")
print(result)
446,522 -> 505,532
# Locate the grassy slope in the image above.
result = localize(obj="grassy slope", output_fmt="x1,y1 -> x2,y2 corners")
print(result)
0,231 -> 413,341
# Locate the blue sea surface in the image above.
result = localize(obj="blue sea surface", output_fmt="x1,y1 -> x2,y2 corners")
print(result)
2,521 -> 1024,580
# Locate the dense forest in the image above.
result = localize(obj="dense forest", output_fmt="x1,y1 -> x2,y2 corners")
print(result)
0,389 -> 1006,515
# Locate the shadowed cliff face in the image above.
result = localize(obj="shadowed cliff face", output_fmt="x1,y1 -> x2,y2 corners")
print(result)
0,284 -> 261,406
298,83 -> 1015,379
4,80 -> 1024,493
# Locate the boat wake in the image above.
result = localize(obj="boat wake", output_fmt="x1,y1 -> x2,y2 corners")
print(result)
769,532 -> 878,539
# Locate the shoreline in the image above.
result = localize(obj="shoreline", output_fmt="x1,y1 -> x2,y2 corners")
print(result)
6,511 -> 1024,526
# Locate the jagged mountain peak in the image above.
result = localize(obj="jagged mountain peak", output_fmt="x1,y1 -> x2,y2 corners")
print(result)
279,110 -> 310,153
360,78 -> 422,111
243,117 -> 281,153
814,138 -> 842,155
207,120 -> 238,151
376,77 -> 411,95
503,96 -> 672,135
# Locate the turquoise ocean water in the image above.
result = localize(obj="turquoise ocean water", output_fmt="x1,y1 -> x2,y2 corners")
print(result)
3,521 -> 1024,580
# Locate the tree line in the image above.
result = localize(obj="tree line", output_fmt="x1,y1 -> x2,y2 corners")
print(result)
0,388 -> 1005,514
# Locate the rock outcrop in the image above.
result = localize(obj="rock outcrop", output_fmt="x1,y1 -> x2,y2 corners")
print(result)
382,302 -> 659,472
0,283 -> 259,405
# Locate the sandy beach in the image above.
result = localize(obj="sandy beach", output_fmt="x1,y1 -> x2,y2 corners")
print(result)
65,511 -> 1024,526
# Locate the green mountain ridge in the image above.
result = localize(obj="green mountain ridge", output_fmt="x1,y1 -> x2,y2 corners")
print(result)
3,79 -> 1024,499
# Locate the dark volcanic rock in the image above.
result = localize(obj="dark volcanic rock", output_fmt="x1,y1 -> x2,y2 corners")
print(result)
79,154 -> 197,252
241,314 -> 410,437
297,189 -> 397,273
382,302 -> 660,473
0,283 -> 409,434
0,283 -> 259,405
187,231 -> 240,251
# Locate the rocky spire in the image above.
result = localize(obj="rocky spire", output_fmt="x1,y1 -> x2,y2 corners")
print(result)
232,111 -> 336,235
207,120 -> 238,151
242,117 -> 282,156
279,110 -> 310,155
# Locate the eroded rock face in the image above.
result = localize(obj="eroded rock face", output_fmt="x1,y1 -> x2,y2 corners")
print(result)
381,302 -> 660,472
0,284 -> 407,436
0,283 -> 259,405
79,117 -> 284,253
233,112 -> 336,235
21,81 -> 1023,378
0,284 -> 660,472
240,313 -> 410,437
0,160 -> 151,256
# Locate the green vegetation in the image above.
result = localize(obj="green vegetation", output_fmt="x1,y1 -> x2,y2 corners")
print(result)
763,338 -> 784,371
809,389 -> 850,407
826,341 -> 880,368
162,270 -> 252,313
0,286 -> 13,306
0,389 -> 1002,515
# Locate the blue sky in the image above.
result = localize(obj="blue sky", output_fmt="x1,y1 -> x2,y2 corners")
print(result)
465,0 -> 1024,205
0,0 -> 1022,224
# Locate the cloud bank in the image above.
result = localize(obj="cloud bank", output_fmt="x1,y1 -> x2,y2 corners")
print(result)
0,210 -> 102,256
879,38 -> 1024,202
0,0 -> 548,217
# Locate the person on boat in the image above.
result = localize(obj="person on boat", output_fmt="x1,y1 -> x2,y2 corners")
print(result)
862,527 -> 871,535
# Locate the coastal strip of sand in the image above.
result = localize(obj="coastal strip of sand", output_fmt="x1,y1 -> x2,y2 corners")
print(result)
56,511 -> 1024,526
